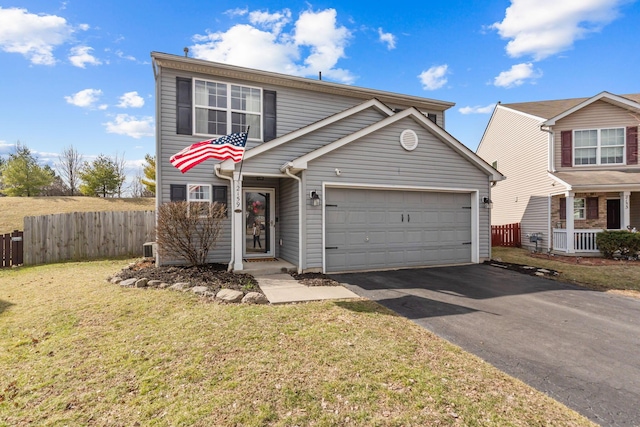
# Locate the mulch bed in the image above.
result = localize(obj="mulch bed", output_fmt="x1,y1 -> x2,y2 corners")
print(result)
528,252 -> 639,265
289,272 -> 341,287
483,260 -> 559,277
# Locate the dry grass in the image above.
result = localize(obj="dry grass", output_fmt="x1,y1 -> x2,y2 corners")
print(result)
492,247 -> 640,294
0,260 -> 594,426
0,196 -> 154,232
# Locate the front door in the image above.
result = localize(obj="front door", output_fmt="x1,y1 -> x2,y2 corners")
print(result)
244,188 -> 275,258
607,199 -> 621,229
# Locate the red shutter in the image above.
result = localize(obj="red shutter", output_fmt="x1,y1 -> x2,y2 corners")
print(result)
586,197 -> 599,220
560,198 -> 566,220
561,131 -> 573,167
627,126 -> 638,165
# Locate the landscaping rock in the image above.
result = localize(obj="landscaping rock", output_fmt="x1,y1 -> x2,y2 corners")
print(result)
242,292 -> 269,304
119,278 -> 137,287
216,289 -> 244,303
169,282 -> 190,291
110,276 -> 123,284
147,280 -> 162,288
158,282 -> 171,289
135,278 -> 149,288
191,286 -> 209,295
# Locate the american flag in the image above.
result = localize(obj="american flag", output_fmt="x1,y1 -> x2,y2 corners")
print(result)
170,132 -> 248,173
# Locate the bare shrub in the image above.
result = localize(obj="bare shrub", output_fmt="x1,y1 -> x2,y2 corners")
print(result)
156,201 -> 226,266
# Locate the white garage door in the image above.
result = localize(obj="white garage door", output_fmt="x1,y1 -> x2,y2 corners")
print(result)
325,188 -> 472,273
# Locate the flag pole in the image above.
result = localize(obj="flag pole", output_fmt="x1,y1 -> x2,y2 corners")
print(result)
237,125 -> 250,178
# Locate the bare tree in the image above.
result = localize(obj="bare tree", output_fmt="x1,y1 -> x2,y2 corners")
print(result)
129,170 -> 155,198
57,145 -> 82,196
114,152 -> 128,198
155,201 -> 226,266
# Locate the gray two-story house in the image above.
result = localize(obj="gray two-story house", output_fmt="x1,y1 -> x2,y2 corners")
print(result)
152,52 -> 503,273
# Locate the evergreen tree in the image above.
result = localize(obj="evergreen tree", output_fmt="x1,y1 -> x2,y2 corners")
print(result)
78,154 -> 126,197
141,154 -> 156,195
0,143 -> 53,196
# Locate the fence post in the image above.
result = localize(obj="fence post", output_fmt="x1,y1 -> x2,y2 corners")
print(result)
12,230 -> 24,266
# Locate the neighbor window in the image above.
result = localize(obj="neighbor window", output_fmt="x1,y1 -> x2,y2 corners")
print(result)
574,198 -> 585,219
574,128 -> 624,165
194,79 -> 261,139
187,184 -> 211,217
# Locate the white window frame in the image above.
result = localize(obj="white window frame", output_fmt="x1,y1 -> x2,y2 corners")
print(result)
573,127 -> 625,166
187,183 -> 212,217
574,197 -> 585,219
193,78 -> 262,140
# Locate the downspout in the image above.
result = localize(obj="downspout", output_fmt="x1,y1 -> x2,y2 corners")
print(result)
215,164 -> 235,271
283,166 -> 303,274
540,124 -> 554,253
152,58 -> 163,266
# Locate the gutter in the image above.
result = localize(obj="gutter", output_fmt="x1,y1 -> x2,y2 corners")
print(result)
215,164 -> 235,272
282,163 -> 303,274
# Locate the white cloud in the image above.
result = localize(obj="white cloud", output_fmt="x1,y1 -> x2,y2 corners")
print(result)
190,8 -> 354,84
459,104 -> 497,114
493,62 -> 542,88
68,45 -> 101,68
225,8 -> 249,18
64,88 -> 103,108
104,114 -> 154,139
491,0 -> 626,60
378,28 -> 396,50
115,50 -> 136,61
418,65 -> 449,90
117,91 -> 144,108
0,7 -> 74,65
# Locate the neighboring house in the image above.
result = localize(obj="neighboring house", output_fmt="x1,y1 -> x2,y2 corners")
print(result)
477,91 -> 640,254
152,52 -> 503,273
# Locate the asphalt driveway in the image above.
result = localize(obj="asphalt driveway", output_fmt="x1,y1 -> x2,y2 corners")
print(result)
330,264 -> 640,427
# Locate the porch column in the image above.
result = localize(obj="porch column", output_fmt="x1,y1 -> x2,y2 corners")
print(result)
621,191 -> 631,230
232,172 -> 244,271
566,193 -> 575,253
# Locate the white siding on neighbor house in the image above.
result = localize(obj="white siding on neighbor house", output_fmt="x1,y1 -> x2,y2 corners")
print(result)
303,116 -> 491,271
241,107 -> 387,175
476,106 -> 555,250
553,100 -> 640,172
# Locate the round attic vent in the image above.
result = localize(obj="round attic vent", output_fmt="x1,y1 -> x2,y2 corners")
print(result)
400,129 -> 418,151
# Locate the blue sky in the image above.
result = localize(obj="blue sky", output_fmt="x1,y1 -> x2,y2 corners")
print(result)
1,0 -> 639,190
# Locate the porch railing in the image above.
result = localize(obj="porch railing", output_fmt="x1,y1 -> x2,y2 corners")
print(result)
552,229 -> 603,253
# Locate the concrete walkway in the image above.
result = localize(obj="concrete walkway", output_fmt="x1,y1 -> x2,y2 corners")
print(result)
255,273 -> 360,304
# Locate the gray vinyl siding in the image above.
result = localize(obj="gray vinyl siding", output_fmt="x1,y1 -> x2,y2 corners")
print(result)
242,108 -> 387,175
278,177 -> 299,264
304,117 -> 491,270
477,106 -> 555,250
553,100 -> 640,172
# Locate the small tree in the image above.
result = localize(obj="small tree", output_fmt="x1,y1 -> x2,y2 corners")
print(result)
78,154 -> 126,197
155,201 -> 226,266
141,154 -> 156,195
0,142 -> 53,196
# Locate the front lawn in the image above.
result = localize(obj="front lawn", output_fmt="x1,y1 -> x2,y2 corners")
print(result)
491,246 -> 640,294
0,260 -> 594,426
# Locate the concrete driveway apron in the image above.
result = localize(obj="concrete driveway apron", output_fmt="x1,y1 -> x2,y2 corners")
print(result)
330,264 -> 640,427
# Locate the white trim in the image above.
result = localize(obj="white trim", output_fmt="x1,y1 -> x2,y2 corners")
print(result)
290,108 -> 504,182
544,91 -> 640,126
321,182 -> 481,273
219,98 -> 395,171
548,172 -> 573,190
243,187 -> 276,259
497,104 -> 547,121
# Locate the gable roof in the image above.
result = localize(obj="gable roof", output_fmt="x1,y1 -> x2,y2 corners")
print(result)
219,98 -> 394,172
501,91 -> 640,123
151,51 -> 454,112
281,107 -> 504,182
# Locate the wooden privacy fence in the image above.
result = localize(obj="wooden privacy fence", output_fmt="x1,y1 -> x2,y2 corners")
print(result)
491,223 -> 521,247
23,211 -> 156,265
1,230 -> 24,268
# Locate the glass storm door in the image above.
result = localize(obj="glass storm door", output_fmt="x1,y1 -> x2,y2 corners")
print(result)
244,189 -> 275,258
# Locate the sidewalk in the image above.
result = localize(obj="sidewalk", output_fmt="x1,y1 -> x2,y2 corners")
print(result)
254,273 -> 360,304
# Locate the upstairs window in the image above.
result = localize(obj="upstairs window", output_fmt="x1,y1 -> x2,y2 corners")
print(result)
574,128 -> 624,166
194,79 -> 261,140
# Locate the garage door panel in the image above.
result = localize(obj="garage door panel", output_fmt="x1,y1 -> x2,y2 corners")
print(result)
325,189 -> 472,273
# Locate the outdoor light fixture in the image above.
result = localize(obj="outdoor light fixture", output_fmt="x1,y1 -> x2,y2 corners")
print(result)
483,196 -> 493,209
310,190 -> 321,206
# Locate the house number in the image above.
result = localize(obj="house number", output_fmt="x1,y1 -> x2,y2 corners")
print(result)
234,181 -> 242,212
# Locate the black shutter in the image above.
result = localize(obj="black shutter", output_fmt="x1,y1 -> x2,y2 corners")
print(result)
561,131 -> 572,167
176,77 -> 192,135
560,198 -> 566,220
586,197 -> 599,220
212,185 -> 228,217
627,126 -> 638,165
170,184 -> 187,202
263,90 -> 277,142
427,113 -> 437,123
